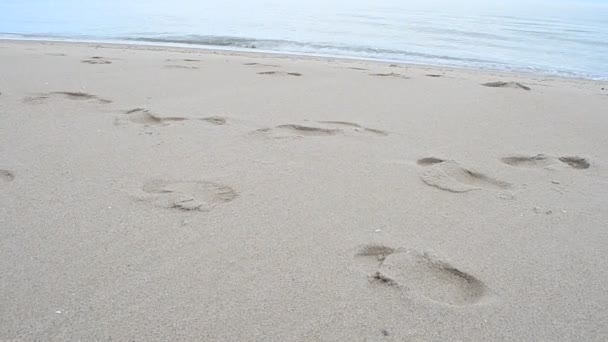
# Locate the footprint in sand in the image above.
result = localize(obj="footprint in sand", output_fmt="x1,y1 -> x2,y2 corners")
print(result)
355,244 -> 492,306
122,108 -> 187,126
482,81 -> 530,91
166,58 -> 201,63
318,121 -> 388,136
200,116 -> 227,125
117,108 -> 228,126
24,91 -> 112,104
81,56 -> 112,64
164,65 -> 199,70
369,72 -> 409,79
501,154 -> 555,168
257,71 -> 302,77
271,124 -> 339,136
121,108 -> 227,127
256,121 -> 388,138
416,157 -> 446,166
418,158 -> 510,193
135,179 -> 237,211
1,170 -> 15,182
501,154 -> 590,170
244,62 -> 280,67
558,156 -> 590,169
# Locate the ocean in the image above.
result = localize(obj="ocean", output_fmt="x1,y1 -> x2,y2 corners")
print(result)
1,0 -> 607,80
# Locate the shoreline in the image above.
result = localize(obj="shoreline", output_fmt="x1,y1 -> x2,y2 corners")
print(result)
2,37 -> 607,83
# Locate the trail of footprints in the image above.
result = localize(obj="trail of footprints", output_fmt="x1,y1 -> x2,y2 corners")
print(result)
19,89 -> 389,139
12,58 -> 593,313
20,89 -> 234,211
356,152 -> 590,306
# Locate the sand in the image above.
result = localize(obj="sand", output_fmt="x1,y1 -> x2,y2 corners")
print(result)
1,39 -> 607,341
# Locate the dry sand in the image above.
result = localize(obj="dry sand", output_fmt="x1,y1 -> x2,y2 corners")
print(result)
1,39 -> 607,341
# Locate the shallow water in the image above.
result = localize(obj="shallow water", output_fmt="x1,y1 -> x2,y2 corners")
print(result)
1,0 -> 607,79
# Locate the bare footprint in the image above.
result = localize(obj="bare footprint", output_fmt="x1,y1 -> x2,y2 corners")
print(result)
426,74 -> 442,78
166,58 -> 201,63
356,245 -> 492,306
273,124 -> 339,136
501,154 -> 554,168
122,109 -> 227,127
123,108 -> 187,126
23,95 -> 49,104
416,157 -> 445,166
364,128 -> 389,136
369,72 -> 408,79
256,121 -> 388,138
418,159 -> 510,193
317,121 -> 362,128
24,92 -> 111,104
316,121 -> 388,136
164,65 -> 199,70
199,116 -> 227,125
81,57 -> 112,65
1,170 -> 15,182
52,91 -> 111,102
244,62 -> 280,67
482,81 -> 530,91
559,156 -> 590,169
357,244 -> 396,259
257,71 -> 302,77
502,154 -> 590,170
136,179 -> 237,211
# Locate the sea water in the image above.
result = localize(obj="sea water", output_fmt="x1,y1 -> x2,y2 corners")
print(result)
1,0 -> 607,80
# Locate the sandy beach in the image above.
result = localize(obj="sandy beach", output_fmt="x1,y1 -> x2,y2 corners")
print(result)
1,39 -> 607,341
